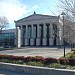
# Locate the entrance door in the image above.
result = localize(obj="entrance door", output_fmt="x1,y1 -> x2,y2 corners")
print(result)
34,38 -> 36,46
46,24 -> 50,46
40,38 -> 43,46
28,38 -> 30,46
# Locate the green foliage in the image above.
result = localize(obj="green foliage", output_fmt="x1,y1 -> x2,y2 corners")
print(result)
71,48 -> 75,51
48,63 -> 67,69
65,52 -> 73,58
1,54 -> 75,69
61,51 -> 74,58
26,61 -> 44,67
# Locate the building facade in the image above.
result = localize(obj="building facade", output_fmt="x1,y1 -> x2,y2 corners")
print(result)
0,29 -> 16,47
15,12 -> 63,47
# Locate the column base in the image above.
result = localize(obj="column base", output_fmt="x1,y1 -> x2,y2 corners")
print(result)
36,38 -> 40,46
30,38 -> 34,46
43,38 -> 46,46
25,38 -> 28,46
49,38 -> 53,45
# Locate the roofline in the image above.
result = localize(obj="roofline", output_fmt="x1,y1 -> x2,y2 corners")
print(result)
15,13 -> 59,22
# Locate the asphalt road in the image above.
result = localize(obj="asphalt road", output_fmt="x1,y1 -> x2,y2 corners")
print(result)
0,70 -> 33,75
0,47 -> 71,58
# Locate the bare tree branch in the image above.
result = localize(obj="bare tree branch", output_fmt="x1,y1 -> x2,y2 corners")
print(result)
59,0 -> 75,45
0,17 -> 9,30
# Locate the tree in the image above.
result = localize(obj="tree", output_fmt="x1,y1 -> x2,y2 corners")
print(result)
59,0 -> 75,47
64,19 -> 75,45
59,0 -> 75,22
0,17 -> 9,30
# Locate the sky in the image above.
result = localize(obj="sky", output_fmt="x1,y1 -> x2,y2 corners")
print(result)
0,0 -> 61,29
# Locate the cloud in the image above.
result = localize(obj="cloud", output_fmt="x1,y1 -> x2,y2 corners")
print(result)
0,0 -> 40,28
0,0 -> 29,24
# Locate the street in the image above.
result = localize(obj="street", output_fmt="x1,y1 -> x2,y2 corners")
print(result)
0,69 -> 33,75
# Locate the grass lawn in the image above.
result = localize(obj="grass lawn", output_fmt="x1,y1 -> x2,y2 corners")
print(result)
61,51 -> 75,58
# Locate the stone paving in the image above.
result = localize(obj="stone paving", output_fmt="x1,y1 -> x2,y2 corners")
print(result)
0,47 -> 71,58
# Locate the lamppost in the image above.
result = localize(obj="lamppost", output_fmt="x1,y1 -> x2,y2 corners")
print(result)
61,12 -> 66,57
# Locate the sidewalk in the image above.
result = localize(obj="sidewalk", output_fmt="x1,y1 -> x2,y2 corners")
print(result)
0,47 -> 71,58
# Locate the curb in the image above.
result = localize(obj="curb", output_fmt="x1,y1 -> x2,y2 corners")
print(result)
0,62 -> 75,75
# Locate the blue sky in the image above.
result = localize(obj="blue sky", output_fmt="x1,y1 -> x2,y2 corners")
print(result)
0,0 -> 61,29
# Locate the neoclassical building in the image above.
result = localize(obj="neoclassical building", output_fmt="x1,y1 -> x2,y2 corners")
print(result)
15,12 -> 63,47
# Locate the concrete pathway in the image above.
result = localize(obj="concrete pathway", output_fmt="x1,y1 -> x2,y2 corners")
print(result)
0,47 -> 71,58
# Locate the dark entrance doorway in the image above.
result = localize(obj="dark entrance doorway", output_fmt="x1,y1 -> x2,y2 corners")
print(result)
40,38 -> 43,46
39,24 -> 43,46
34,38 -> 36,46
28,38 -> 30,46
46,24 -> 50,46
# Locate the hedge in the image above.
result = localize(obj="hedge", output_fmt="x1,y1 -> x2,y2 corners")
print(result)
0,54 -> 75,66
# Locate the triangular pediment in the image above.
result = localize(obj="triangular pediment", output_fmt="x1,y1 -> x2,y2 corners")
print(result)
16,13 -> 57,23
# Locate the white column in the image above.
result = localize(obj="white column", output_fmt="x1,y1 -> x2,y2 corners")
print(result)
26,25 -> 28,38
31,25 -> 33,38
50,23 -> 53,38
16,26 -> 18,47
56,27 -> 59,45
36,24 -> 40,46
56,19 -> 60,45
44,24 -> 46,37
49,24 -> 51,38
17,26 -> 21,48
21,26 -> 23,46
49,24 -> 51,46
43,24 -> 46,45
25,25 -> 28,45
50,23 -> 53,45
37,24 -> 40,38
30,25 -> 34,45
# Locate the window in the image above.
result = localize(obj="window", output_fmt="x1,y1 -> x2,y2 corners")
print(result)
0,33 -> 15,46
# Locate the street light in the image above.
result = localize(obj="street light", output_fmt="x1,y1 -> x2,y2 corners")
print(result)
61,12 -> 66,57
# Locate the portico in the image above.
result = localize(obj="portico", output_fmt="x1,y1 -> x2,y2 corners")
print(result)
15,12 -> 62,47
